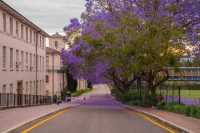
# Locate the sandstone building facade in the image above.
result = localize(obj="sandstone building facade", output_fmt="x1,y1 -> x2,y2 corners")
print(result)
0,1 -> 50,107
46,33 -> 67,100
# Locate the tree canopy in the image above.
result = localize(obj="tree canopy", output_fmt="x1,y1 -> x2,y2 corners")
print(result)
61,0 -> 200,96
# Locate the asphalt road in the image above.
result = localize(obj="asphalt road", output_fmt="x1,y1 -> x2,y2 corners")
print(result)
23,92 -> 171,133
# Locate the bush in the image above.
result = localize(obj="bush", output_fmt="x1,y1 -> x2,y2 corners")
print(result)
71,88 -> 91,97
111,88 -> 158,106
112,88 -> 140,102
159,102 -> 200,119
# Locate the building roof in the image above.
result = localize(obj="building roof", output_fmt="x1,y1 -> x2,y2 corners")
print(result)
51,32 -> 65,38
46,47 -> 60,54
0,0 -> 49,37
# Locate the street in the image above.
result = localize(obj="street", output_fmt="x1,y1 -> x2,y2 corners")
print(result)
19,85 -> 172,133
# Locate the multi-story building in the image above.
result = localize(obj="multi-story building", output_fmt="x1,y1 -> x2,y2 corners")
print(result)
46,33 -> 67,100
0,1 -> 50,108
47,31 -> 88,99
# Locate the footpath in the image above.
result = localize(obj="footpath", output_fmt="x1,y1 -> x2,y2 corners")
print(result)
125,106 -> 200,133
0,86 -> 104,133
0,101 -> 79,133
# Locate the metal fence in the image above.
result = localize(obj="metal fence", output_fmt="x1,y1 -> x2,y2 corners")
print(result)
158,84 -> 200,106
0,93 -> 52,108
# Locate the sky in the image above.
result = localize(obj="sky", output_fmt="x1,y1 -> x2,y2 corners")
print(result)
4,0 -> 85,34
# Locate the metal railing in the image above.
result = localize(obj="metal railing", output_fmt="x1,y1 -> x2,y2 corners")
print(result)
0,93 -> 52,108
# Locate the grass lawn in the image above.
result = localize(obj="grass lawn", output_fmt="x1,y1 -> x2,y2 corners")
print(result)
159,89 -> 200,99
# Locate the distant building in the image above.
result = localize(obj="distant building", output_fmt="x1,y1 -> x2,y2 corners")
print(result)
168,67 -> 200,81
46,33 -> 67,100
0,1 -> 49,107
179,55 -> 194,63
65,30 -> 88,90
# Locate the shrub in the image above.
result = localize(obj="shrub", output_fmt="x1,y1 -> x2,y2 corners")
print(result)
111,88 -> 143,104
160,102 -> 200,119
111,88 -> 160,106
71,88 -> 91,97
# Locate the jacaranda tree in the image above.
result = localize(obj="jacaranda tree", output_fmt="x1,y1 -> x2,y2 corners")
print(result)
62,0 -> 200,104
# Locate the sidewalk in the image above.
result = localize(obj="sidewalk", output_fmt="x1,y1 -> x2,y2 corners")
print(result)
126,106 -> 200,133
0,86 -> 105,133
0,102 -> 78,133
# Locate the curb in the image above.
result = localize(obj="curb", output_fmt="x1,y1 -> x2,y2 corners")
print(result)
123,105 -> 192,133
3,104 -> 78,133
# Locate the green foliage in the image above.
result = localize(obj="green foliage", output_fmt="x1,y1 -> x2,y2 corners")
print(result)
76,3 -> 186,101
67,71 -> 77,92
71,88 -> 92,97
158,102 -> 200,119
111,88 -> 158,107
61,87 -> 69,101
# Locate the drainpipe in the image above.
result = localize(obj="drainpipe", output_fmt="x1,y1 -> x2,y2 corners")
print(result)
52,54 -> 55,102
36,31 -> 39,104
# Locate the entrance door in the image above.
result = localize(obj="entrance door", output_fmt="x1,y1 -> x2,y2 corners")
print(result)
17,81 -> 23,106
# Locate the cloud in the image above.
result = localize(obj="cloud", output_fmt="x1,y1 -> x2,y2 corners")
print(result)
4,0 -> 85,34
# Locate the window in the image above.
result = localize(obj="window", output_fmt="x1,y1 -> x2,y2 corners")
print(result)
16,50 -> 19,71
30,30 -> 32,43
41,37 -> 44,49
2,46 -> 6,70
3,13 -> 6,32
33,81 -> 36,93
33,54 -> 36,71
16,21 -> 19,37
42,80 -> 44,90
30,81 -> 32,94
2,85 -> 6,93
40,80 -> 42,91
46,56 -> 49,70
55,41 -> 58,49
40,36 -> 42,48
26,81 -> 28,94
30,53 -> 32,71
10,48 -> 13,71
42,57 -> 44,72
10,17 -> 13,35
45,75 -> 49,83
33,31 -> 36,44
40,56 -> 41,72
26,52 -> 28,71
21,24 -> 24,39
21,51 -> 24,71
43,37 -> 45,48
26,27 -> 28,43
9,84 -> 13,94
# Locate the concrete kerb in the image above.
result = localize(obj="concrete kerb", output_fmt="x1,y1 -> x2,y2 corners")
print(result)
2,104 -> 78,133
123,105 -> 192,133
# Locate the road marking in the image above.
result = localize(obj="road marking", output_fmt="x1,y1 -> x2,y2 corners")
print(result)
21,110 -> 67,133
135,112 -> 176,133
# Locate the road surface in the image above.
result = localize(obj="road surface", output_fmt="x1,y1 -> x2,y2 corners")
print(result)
20,85 -> 173,133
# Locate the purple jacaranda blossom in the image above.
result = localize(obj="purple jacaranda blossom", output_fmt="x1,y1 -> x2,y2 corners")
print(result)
62,0 -> 200,84
63,18 -> 81,34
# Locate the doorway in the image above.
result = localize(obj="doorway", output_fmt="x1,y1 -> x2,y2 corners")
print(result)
17,81 -> 23,106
